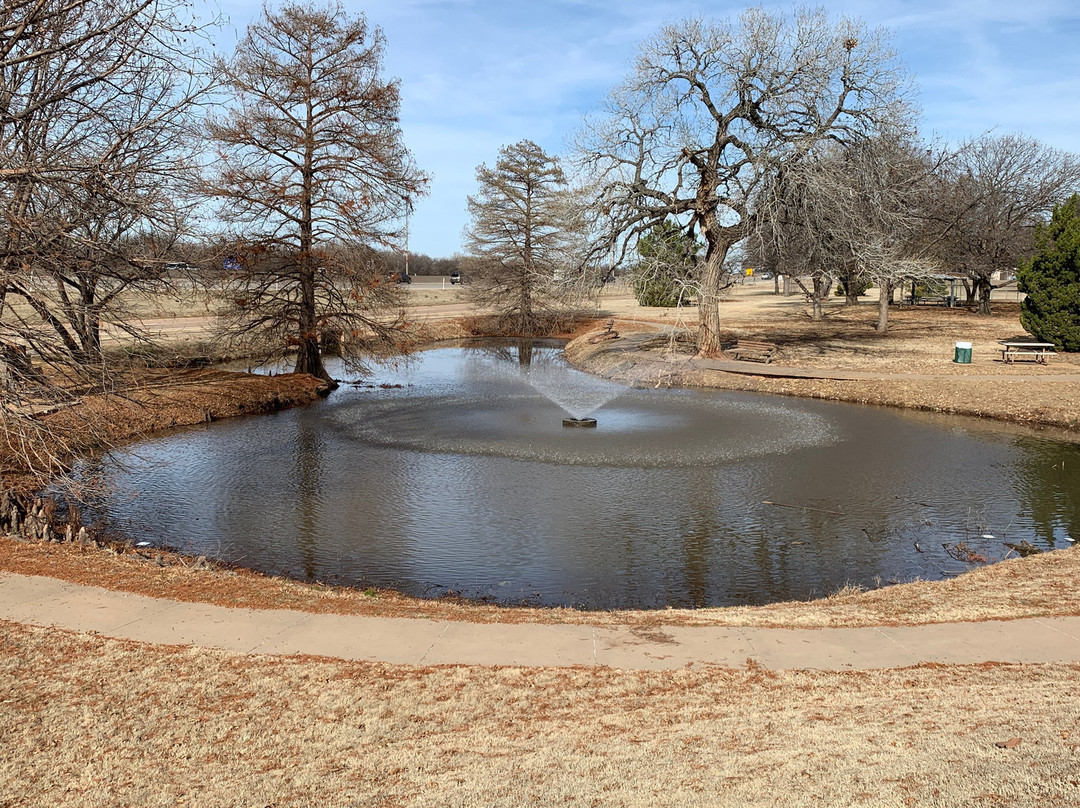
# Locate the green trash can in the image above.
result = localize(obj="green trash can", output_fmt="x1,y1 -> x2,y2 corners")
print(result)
954,341 -> 972,364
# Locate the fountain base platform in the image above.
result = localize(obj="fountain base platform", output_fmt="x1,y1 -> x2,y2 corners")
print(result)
563,417 -> 597,428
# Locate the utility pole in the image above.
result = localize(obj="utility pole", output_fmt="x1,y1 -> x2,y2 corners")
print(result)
404,208 -> 410,277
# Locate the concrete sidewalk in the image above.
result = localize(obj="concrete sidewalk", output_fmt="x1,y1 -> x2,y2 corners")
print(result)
4,571 -> 1080,671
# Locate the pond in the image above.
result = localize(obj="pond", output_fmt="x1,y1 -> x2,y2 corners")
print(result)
80,340 -> 1080,609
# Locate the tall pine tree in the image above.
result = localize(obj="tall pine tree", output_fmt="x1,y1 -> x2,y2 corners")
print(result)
1018,194 -> 1080,351
463,140 -> 588,336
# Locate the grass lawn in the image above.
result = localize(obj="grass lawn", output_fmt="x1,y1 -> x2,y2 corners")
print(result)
3,619 -> 1079,807
3,282 -> 1079,806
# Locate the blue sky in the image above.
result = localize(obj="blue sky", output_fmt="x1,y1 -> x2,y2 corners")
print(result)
207,1 -> 1080,258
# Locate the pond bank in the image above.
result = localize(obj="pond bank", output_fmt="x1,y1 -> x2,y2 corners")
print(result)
3,367 -> 330,492
2,506 -> 1079,628
564,324 -> 1080,434
0,324 -> 1075,626
2,333 -> 1079,627
1,368 -> 330,560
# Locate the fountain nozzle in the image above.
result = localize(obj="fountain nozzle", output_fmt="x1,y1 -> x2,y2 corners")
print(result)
563,417 -> 597,428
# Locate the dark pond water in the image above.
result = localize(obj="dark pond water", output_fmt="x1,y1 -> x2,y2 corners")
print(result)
79,341 -> 1080,609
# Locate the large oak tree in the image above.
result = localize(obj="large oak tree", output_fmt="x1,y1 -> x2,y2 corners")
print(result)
579,7 -> 910,355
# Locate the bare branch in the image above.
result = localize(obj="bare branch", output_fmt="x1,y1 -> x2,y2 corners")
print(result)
202,1 -> 429,383
576,7 -> 911,355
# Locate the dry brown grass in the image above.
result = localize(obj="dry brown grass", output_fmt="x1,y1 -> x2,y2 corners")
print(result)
4,287 -> 1080,806
571,293 -> 1080,432
56,283 -> 469,321
2,619 -> 1078,807
3,534 -> 1078,630
596,284 -> 1080,372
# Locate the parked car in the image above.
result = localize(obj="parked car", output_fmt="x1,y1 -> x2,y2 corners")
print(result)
449,271 -> 462,284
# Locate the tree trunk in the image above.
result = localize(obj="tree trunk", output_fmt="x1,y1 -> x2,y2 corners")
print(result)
86,312 -> 101,361
696,243 -> 729,357
839,269 -> 861,305
81,282 -> 102,363
518,274 -> 533,336
977,279 -> 993,315
293,335 -> 331,382
293,103 -> 336,388
876,280 -> 891,333
293,258 -> 335,386
808,275 -> 832,321
15,286 -> 85,361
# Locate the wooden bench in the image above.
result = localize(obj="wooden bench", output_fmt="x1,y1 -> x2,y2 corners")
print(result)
999,341 -> 1057,364
727,340 -> 777,363
587,319 -> 619,344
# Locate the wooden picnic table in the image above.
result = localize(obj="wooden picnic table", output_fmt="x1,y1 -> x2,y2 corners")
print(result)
906,293 -> 959,307
998,341 -> 1058,364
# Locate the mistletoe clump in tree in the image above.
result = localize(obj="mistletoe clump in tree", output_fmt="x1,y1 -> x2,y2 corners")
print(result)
1018,194 -> 1080,351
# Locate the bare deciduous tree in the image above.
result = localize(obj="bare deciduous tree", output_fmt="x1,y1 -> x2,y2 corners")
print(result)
2,0 -> 208,364
204,1 -> 429,385
1,0 -> 212,488
933,133 -> 1080,315
752,136 -> 940,331
463,140 -> 593,336
578,7 -> 910,355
